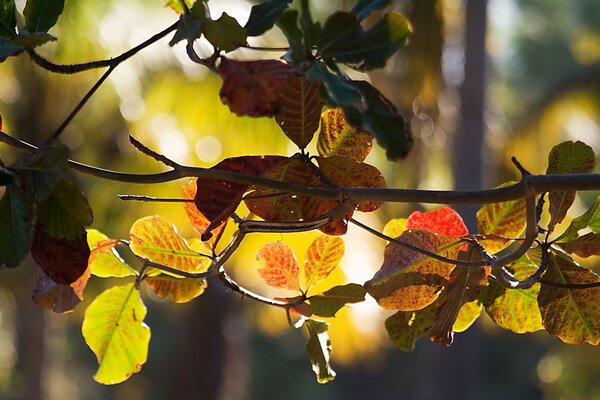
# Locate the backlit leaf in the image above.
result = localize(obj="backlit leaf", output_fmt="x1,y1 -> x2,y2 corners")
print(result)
146,275 -> 207,303
32,268 -> 90,313
546,141 -> 595,232
204,13 -> 247,52
305,319 -> 335,384
87,229 -> 134,278
365,230 -> 463,311
194,155 -> 287,238
11,31 -> 56,48
82,283 -> 150,384
31,226 -> 89,284
304,236 -> 344,290
429,265 -> 489,345
317,108 -> 373,162
538,252 -> 600,345
482,261 -> 544,334
218,58 -> 294,117
556,233 -> 600,258
130,216 -> 211,274
301,196 -> 354,235
309,283 -> 365,318
476,183 -> 526,253
256,241 -> 300,291
182,178 -> 225,244
165,0 -> 193,14
0,184 -> 33,268
274,296 -> 313,318
37,178 -> 92,240
452,301 -> 482,333
23,0 -> 64,33
383,218 -> 407,239
14,144 -> 69,202
556,196 -> 600,242
407,207 -> 468,238
318,155 -> 386,212
385,303 -> 436,352
275,74 -> 323,149
0,0 -> 17,37
244,0 -> 293,37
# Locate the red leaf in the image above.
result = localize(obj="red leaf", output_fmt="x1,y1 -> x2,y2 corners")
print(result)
407,207 -> 468,238
182,179 -> 225,243
31,226 -> 90,284
194,155 -> 287,239
32,268 -> 91,313
256,242 -> 301,291
275,75 -> 323,148
218,58 -> 294,117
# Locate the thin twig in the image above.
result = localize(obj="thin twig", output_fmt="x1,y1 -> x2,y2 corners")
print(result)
129,135 -> 181,168
118,195 -> 193,203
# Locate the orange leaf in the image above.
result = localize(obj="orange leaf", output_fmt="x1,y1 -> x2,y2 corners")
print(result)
407,207 -> 468,238
182,179 -> 225,244
218,58 -> 294,117
317,108 -> 373,162
304,236 -> 345,290
32,268 -> 91,313
146,275 -> 207,303
257,242 -> 301,291
275,75 -> 323,148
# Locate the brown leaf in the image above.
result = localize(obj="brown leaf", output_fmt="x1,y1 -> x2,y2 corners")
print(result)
302,196 -> 354,235
218,58 -> 294,117
317,108 -> 373,162
556,232 -> 600,258
32,268 -> 91,313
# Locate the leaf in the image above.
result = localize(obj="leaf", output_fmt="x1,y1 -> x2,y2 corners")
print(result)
218,58 -> 294,117
364,230 -> 463,311
31,226 -> 89,284
14,144 -> 69,202
304,236 -> 345,290
165,0 -> 193,14
383,218 -> 407,239
245,154 -> 320,222
351,0 -> 393,20
87,229 -> 134,278
275,295 -> 313,318
0,37 -> 23,61
32,268 -> 91,313
0,0 -> 17,38
129,216 -> 211,274
169,13 -> 204,46
204,12 -> 247,52
275,74 -> 323,149
305,62 -> 363,108
556,196 -> 600,242
556,233 -> 600,258
182,178 -> 225,244
476,183 -> 527,253
146,275 -> 207,303
23,0 -> 65,33
318,11 -> 411,71
0,184 -> 33,268
11,31 -> 56,48
277,10 -> 305,63
244,0 -> 293,37
452,301 -> 482,333
317,108 -> 373,162
482,261 -> 544,334
256,241 -> 300,291
429,265 -> 489,345
317,155 -> 386,212
546,141 -> 595,231
385,303 -> 436,352
37,178 -> 92,240
301,196 -> 354,236
82,283 -> 150,384
309,283 -> 366,318
194,155 -> 287,238
407,207 -> 468,238
538,252 -> 600,345
304,319 -> 335,384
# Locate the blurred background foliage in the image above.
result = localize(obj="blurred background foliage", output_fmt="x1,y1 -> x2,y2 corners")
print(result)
0,0 -> 599,399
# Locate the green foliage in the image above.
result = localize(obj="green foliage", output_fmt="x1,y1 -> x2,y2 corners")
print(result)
0,0 -> 17,38
244,0 -> 293,37
0,185 -> 33,267
23,0 -> 65,33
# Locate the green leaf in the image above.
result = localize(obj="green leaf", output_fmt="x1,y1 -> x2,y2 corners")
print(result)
305,62 -> 363,108
0,184 -> 33,268
11,32 -> 56,48
244,0 -> 292,37
23,0 -> 65,33
82,283 -> 151,384
87,229 -> 134,278
556,196 -> 600,242
452,301 -> 482,333
476,182 -> 527,253
481,261 -> 544,334
0,0 -> 17,38
538,252 -> 600,345
277,10 -> 305,63
304,236 -> 345,290
204,13 -> 247,52
385,303 -> 436,351
14,144 -> 69,202
304,319 -> 335,384
146,275 -> 207,303
365,230 -> 463,311
165,0 -> 193,14
351,0 -> 393,20
309,283 -> 366,318
0,37 -> 24,62
317,108 -> 373,162
546,141 -> 595,231
169,12 -> 204,46
129,216 -> 211,274
37,178 -> 92,240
